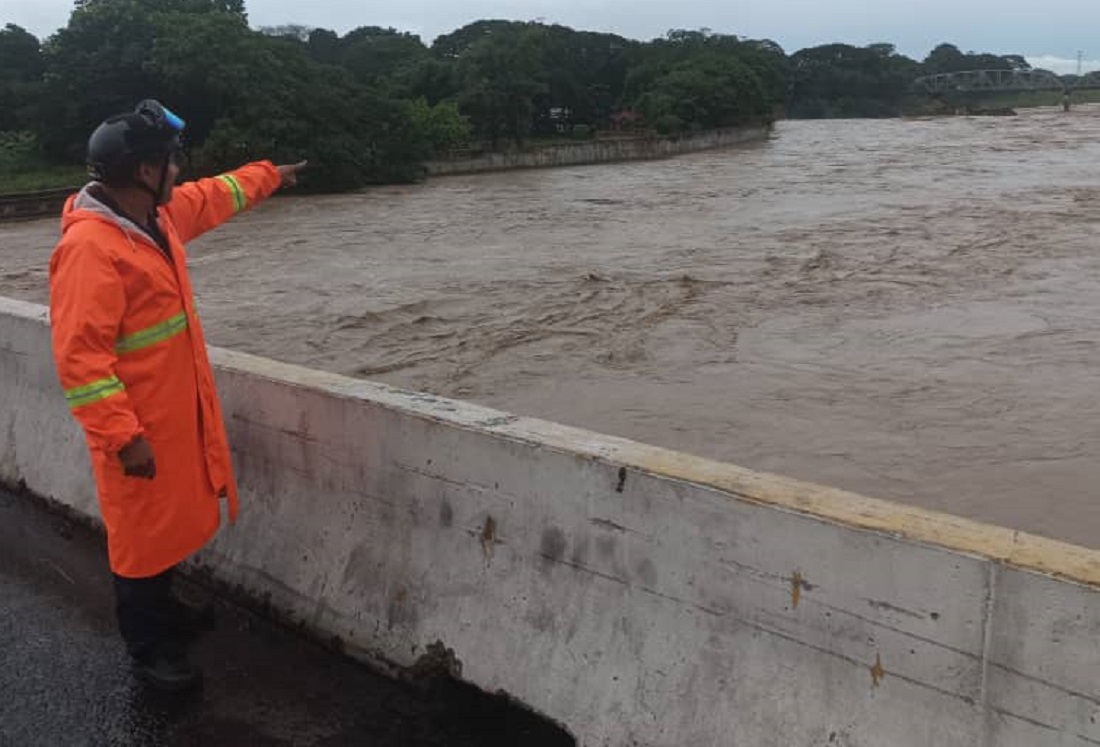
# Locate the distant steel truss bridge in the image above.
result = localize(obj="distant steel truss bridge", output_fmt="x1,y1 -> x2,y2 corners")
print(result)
912,69 -> 1100,95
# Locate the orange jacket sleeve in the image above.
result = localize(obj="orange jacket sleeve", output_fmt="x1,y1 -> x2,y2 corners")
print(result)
49,240 -> 144,454
163,160 -> 283,243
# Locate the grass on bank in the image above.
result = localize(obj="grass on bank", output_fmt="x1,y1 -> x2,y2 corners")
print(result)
0,132 -> 85,195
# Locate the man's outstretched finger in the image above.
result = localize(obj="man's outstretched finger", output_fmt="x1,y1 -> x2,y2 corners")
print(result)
277,160 -> 308,187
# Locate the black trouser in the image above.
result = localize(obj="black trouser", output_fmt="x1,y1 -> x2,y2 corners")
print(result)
112,566 -> 178,662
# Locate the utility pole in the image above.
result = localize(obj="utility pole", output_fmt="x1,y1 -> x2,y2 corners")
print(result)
1078,50 -> 1084,77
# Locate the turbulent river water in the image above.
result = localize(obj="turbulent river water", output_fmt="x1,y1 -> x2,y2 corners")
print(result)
7,105 -> 1100,547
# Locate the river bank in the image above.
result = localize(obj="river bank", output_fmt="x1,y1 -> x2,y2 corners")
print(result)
424,124 -> 773,176
0,125 -> 772,219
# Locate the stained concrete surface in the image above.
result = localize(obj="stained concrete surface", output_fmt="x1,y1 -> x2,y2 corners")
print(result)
0,489 -> 574,747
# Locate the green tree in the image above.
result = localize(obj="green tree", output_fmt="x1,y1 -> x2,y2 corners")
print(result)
788,43 -> 920,118
339,27 -> 429,88
457,27 -> 548,146
431,20 -> 521,59
921,44 -> 1027,75
637,54 -> 766,132
146,9 -> 255,146
409,98 -> 471,154
735,38 -> 789,110
400,57 -> 463,105
306,28 -> 341,66
34,0 -> 430,189
922,43 -> 967,74
0,24 -> 44,131
624,28 -> 787,124
532,25 -> 634,132
13,3 -> 1053,193
149,15 -> 426,187
37,0 -> 162,159
74,0 -> 246,18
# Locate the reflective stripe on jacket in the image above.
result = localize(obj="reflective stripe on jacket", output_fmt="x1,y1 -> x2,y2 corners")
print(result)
49,162 -> 282,578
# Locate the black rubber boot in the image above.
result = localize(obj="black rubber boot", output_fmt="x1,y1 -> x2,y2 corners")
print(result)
133,647 -> 203,692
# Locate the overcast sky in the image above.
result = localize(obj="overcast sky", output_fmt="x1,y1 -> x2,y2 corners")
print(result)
4,0 -> 1100,74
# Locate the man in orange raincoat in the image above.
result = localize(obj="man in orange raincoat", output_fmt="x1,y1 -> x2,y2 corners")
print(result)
49,99 -> 306,691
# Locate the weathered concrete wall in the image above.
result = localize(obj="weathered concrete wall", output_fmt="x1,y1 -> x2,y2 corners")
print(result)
0,188 -> 76,223
4,293 -> 1100,746
425,125 -> 772,176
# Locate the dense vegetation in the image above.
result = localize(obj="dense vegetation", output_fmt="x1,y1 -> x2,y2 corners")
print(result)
0,0 -> 1064,192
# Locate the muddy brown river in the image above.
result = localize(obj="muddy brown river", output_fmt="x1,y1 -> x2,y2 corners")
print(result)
6,106 -> 1100,547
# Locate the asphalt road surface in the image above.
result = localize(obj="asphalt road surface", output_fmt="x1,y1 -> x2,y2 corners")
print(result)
0,489 -> 574,747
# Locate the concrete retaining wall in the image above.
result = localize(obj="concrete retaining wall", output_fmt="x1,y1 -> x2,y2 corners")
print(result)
3,293 -> 1100,746
425,125 -> 772,176
0,188 -> 77,223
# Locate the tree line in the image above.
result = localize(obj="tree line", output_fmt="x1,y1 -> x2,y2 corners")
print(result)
0,0 -> 1053,191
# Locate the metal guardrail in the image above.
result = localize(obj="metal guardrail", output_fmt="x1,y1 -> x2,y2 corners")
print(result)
0,187 -> 78,223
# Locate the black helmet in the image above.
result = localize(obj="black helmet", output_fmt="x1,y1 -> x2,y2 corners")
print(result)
87,99 -> 186,185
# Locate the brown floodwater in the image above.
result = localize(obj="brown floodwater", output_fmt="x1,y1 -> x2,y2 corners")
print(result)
7,106 -> 1100,547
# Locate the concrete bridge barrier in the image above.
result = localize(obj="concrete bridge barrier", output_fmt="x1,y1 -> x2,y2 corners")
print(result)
2,293 -> 1100,746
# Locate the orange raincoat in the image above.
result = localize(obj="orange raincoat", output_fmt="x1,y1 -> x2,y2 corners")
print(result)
49,162 -> 282,578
